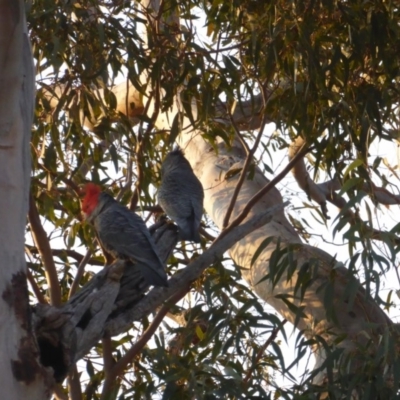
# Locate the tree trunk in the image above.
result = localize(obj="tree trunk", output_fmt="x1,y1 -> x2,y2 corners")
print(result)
0,1 -> 51,398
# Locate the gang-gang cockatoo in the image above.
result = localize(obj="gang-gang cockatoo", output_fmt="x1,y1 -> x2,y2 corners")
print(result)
81,183 -> 168,287
158,148 -> 204,243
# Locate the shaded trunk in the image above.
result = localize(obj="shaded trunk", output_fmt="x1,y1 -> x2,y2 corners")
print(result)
0,1 -> 52,398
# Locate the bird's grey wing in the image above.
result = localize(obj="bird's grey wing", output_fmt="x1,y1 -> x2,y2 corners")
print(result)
159,172 -> 204,241
96,206 -> 168,286
158,174 -> 194,219
186,175 -> 204,239
191,197 -> 203,228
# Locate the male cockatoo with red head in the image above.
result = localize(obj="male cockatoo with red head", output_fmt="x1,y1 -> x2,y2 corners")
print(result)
81,183 -> 168,287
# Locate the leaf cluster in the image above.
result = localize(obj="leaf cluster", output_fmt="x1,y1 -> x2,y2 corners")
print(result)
25,0 -> 400,398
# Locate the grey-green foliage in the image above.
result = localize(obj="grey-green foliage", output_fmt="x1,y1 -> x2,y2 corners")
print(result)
27,0 -> 400,398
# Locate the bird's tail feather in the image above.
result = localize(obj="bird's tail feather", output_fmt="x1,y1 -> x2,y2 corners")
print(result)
179,225 -> 201,243
137,263 -> 168,287
177,207 -> 201,243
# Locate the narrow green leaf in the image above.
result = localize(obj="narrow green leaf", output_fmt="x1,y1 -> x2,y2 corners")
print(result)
343,159 -> 364,178
251,236 -> 274,267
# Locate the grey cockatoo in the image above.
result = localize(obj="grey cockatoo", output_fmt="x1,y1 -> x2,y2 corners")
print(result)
81,183 -> 168,287
158,148 -> 204,242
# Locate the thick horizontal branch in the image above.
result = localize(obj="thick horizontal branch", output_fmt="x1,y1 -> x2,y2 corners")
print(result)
106,202 -> 288,336
41,82 -> 275,135
41,82 -> 143,131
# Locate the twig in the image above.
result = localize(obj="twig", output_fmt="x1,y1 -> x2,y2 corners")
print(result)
116,155 -> 133,202
129,95 -> 158,211
125,75 -> 130,127
102,337 -> 115,379
101,284 -> 190,399
26,268 -> 47,304
217,145 -> 309,242
28,194 -> 62,307
222,114 -> 269,228
289,137 -> 400,245
243,319 -> 287,384
37,165 -> 81,208
129,144 -> 143,210
51,171 -> 81,197
199,226 -> 216,241
101,336 -> 116,399
26,245 -> 103,266
68,249 -> 93,299
67,364 -> 82,400
130,3 -> 168,211
328,192 -> 400,246
290,140 -> 400,251
106,202 -> 287,336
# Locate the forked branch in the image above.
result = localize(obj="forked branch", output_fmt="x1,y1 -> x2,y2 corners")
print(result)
28,194 -> 62,307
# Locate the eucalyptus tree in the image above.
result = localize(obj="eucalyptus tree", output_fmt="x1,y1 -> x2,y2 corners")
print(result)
1,0 -> 399,399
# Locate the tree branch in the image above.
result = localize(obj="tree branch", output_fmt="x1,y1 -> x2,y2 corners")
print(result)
101,336 -> 115,395
289,136 -> 400,244
34,205 -> 286,385
27,268 -> 47,304
243,319 -> 287,385
28,194 -> 62,306
26,245 -> 103,266
288,136 -> 332,218
68,249 -> 94,299
217,145 -> 309,242
101,284 -> 190,399
106,202 -> 288,336
289,136 -> 400,209
222,111 -> 268,228
40,82 -> 143,132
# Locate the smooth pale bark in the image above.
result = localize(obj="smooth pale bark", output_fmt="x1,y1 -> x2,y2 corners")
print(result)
0,1 -> 51,398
